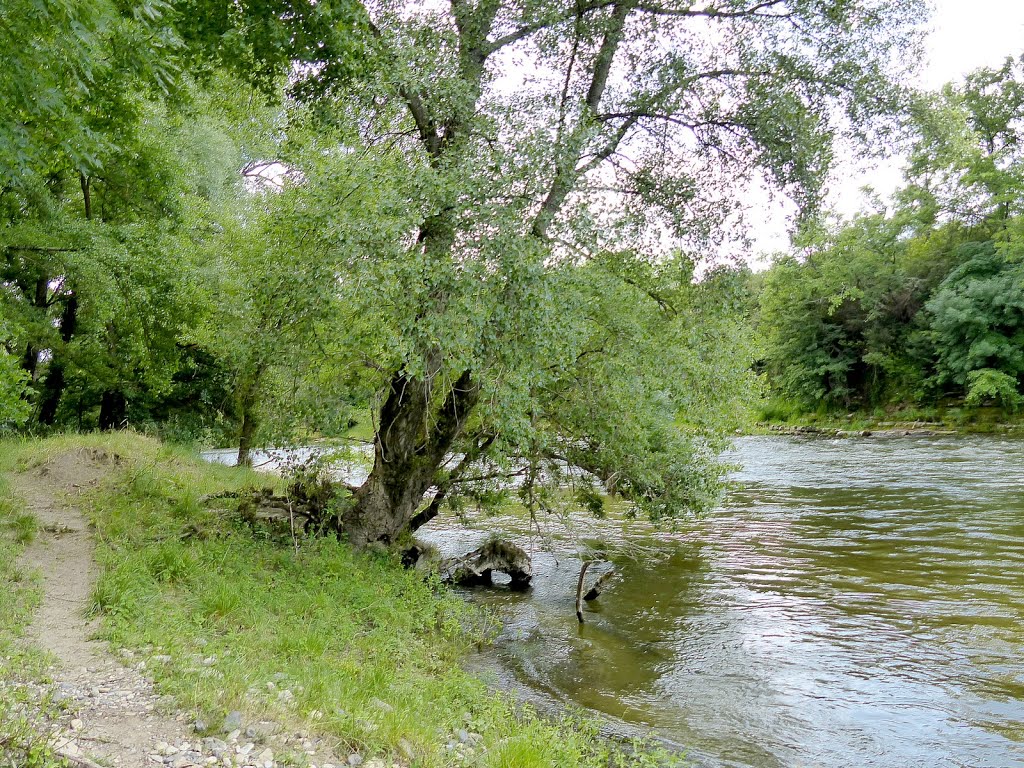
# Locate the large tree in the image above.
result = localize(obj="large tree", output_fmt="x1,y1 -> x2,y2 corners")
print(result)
228,0 -> 928,546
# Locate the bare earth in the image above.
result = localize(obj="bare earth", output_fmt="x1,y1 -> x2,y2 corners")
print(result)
11,447 -> 201,767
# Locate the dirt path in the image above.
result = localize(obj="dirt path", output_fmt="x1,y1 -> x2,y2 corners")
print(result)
7,447 -> 355,768
10,448 -> 202,768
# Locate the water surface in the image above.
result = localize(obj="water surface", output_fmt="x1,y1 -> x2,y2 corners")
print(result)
421,436 -> 1024,767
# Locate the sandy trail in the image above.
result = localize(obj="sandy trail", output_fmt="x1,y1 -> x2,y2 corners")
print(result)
10,447 -> 197,768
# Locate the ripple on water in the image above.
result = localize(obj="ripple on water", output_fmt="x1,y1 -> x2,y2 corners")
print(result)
422,435 -> 1024,768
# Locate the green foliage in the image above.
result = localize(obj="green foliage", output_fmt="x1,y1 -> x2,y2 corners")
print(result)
0,688 -> 71,768
757,56 -> 1024,418
965,369 -> 1023,409
900,55 -> 1024,228
926,243 -> 1024,395
0,0 -> 180,184
3,0 -> 931,530
757,213 -> 931,409
0,347 -> 31,430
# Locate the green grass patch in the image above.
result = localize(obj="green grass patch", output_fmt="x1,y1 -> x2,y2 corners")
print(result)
753,398 -> 1024,434
2,433 -> 678,767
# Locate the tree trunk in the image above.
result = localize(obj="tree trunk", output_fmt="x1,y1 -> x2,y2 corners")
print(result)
98,390 -> 127,430
20,277 -> 50,379
36,362 -> 65,425
36,294 -> 78,425
342,368 -> 479,547
234,363 -> 267,468
237,404 -> 258,468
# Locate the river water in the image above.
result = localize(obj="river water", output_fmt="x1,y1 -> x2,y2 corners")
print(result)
419,435 -> 1024,767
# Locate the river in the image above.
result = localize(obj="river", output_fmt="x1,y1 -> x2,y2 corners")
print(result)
418,435 -> 1024,768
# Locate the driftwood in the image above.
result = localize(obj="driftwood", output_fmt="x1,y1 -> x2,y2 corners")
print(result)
575,561 -> 591,623
199,461 -> 349,537
583,568 -> 617,601
204,485 -> 342,537
575,562 -> 618,623
443,539 -> 532,590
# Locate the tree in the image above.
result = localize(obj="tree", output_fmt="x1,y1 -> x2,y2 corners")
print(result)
220,0 -> 925,545
900,55 -> 1024,230
756,210 -> 945,410
189,186 -> 359,466
0,0 -> 270,432
925,241 -> 1024,403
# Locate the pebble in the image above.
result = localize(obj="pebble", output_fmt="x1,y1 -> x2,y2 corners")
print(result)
167,752 -> 202,768
203,737 -> 229,756
70,718 -> 84,731
348,755 -> 363,767
223,711 -> 244,732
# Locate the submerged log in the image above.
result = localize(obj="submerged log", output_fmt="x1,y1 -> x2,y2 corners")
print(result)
575,562 -> 617,623
583,567 -> 617,601
444,539 -> 532,590
575,561 -> 591,623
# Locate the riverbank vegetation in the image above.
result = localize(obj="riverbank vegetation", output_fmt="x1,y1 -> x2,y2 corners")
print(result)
752,56 -> 1024,426
0,433 -> 680,767
8,0 -> 1024,762
1,0 -> 930,549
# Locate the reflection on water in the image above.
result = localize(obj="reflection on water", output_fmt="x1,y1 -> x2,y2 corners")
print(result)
420,436 -> 1024,768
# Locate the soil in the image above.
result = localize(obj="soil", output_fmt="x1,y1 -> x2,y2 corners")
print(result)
10,447 -> 200,767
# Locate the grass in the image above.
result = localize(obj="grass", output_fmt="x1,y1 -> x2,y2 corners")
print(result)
0,433 -> 680,768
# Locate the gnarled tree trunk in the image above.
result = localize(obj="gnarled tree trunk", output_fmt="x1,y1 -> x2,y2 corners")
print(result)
342,368 -> 478,547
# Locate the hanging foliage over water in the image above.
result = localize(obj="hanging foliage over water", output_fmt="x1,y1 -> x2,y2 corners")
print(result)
2,0 -> 930,542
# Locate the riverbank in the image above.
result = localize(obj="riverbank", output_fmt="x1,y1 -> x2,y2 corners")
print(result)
0,433 -> 675,768
751,403 -> 1024,437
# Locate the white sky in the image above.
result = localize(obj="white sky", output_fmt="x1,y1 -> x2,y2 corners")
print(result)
748,0 -> 1024,262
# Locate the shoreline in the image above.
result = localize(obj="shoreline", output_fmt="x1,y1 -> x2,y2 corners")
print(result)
747,420 -> 1024,438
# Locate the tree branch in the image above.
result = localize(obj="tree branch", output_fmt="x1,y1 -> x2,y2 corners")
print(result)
408,432 -> 496,530
483,0 -> 618,55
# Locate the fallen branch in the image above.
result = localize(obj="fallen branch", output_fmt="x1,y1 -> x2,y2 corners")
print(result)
575,561 -> 592,623
583,568 -> 617,601
443,539 -> 532,590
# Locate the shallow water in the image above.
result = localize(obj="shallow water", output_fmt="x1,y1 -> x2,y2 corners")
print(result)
420,436 -> 1024,767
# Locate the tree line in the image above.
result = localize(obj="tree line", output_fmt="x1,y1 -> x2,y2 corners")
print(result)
754,56 -> 1024,416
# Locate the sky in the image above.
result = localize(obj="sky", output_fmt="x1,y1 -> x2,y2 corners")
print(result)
748,0 -> 1024,261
